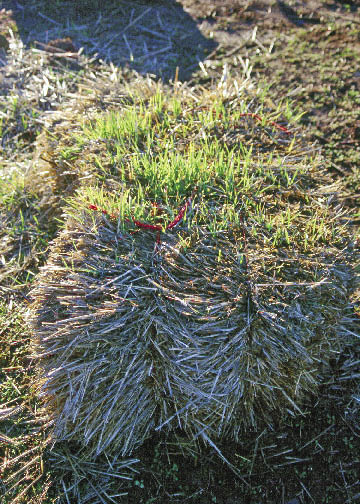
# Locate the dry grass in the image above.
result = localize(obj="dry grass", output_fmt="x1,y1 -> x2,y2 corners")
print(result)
0,2 -> 359,503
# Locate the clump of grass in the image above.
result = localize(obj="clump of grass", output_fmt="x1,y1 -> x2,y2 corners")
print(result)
27,77 -> 359,471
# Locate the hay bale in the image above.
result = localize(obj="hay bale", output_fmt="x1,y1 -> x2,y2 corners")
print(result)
27,197 -> 357,458
26,77 -> 359,462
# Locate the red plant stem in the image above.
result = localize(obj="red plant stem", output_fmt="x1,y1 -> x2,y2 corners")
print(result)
88,204 -> 117,219
132,220 -> 162,231
87,191 -> 194,245
166,193 -> 193,230
187,106 -> 292,135
238,112 -> 292,135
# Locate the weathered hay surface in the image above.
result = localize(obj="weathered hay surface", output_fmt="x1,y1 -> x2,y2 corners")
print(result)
27,199 -> 358,459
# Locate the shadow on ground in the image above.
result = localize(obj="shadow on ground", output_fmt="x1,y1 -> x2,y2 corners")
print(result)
1,0 -> 217,82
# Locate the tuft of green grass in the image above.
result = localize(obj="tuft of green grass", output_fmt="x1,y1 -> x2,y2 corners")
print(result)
62,86 -> 350,256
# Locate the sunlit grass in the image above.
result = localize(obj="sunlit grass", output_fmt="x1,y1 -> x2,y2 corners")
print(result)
60,86 -> 349,256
